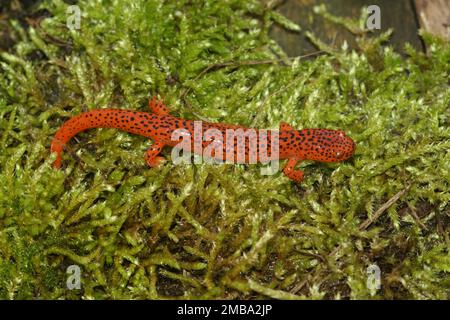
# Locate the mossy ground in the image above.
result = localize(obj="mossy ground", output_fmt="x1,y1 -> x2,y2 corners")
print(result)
0,0 -> 449,299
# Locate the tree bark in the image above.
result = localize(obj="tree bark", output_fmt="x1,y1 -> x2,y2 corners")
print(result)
415,0 -> 450,39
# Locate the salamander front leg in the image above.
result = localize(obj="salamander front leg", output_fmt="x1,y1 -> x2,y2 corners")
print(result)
145,141 -> 166,167
283,158 -> 304,182
148,96 -> 171,115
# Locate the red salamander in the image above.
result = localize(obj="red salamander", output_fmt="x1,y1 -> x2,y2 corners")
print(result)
51,97 -> 355,182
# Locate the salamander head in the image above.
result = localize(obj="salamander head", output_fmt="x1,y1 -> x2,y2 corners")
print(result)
295,129 -> 355,162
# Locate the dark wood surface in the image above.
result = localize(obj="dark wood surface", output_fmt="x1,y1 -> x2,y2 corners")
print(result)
270,0 -> 426,56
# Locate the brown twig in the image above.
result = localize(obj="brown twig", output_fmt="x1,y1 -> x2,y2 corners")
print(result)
179,51 -> 325,119
406,202 -> 428,230
290,185 -> 411,294
359,186 -> 410,230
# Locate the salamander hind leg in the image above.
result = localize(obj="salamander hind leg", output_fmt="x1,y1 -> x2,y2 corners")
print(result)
148,96 -> 171,115
145,141 -> 166,167
283,158 -> 304,182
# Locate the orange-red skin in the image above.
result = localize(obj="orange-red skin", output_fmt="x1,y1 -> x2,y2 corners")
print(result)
51,98 -> 355,182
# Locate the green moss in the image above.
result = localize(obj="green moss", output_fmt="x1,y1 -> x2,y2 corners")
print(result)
0,0 -> 449,299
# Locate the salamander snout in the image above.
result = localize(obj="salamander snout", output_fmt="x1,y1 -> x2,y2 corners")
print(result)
299,129 -> 355,163
332,130 -> 355,161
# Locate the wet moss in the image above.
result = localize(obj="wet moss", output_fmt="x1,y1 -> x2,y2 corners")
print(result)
0,1 -> 448,299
